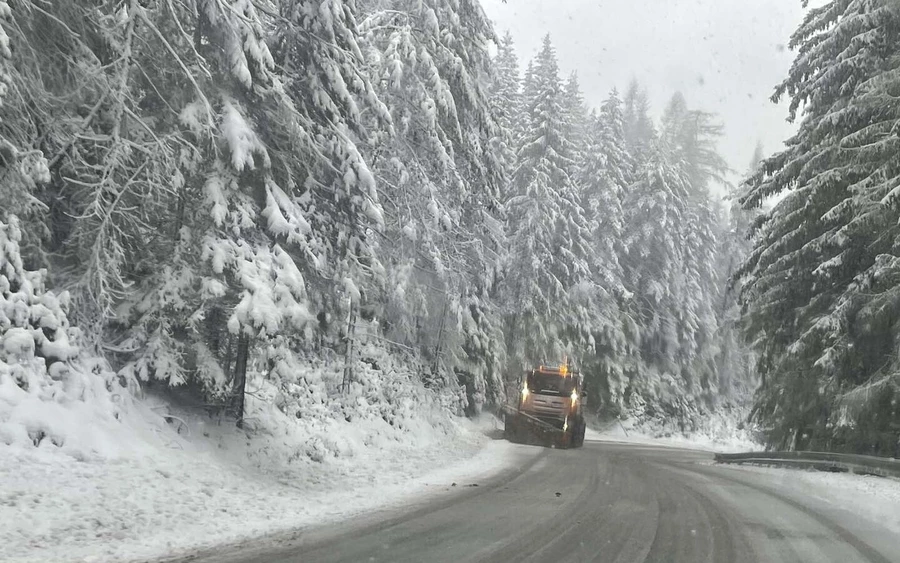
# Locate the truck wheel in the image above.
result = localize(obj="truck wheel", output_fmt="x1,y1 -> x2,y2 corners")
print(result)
558,427 -> 574,449
504,414 -> 518,443
573,419 -> 586,448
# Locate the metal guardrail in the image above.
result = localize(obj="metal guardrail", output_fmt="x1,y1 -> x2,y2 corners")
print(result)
714,451 -> 900,479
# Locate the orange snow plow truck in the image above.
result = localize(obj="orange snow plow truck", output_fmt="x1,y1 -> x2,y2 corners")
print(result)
503,360 -> 586,448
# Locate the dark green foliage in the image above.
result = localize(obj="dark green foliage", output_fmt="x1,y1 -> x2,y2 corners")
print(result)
741,0 -> 900,455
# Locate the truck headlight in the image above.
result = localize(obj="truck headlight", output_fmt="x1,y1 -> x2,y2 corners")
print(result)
570,390 -> 578,403
522,387 -> 529,399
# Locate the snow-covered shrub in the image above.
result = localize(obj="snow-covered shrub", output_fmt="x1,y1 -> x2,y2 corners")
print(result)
0,216 -> 125,457
234,335 -> 464,468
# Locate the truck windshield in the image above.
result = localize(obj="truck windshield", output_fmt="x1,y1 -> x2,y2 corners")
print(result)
527,372 -> 575,396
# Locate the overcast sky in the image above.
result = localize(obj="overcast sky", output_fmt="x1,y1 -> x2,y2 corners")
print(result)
481,0 -> 810,184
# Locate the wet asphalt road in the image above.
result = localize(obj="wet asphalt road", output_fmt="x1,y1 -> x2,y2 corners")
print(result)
174,441 -> 900,563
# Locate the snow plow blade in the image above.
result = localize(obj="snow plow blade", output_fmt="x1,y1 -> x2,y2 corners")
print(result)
502,406 -> 582,449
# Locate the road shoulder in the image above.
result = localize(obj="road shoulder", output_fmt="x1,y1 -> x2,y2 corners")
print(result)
157,438 -> 545,563
0,413 -> 536,563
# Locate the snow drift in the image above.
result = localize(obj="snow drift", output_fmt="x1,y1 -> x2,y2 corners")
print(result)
0,216 -> 129,459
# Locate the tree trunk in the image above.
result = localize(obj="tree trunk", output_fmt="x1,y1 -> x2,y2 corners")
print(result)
431,298 -> 449,378
232,332 -> 249,428
341,303 -> 357,393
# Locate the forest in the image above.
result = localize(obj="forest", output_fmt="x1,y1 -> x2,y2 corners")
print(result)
0,0 -> 897,457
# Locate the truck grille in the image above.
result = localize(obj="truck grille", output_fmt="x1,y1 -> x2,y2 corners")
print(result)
529,394 -> 568,421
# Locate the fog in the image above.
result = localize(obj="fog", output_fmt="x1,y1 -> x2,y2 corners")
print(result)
481,0 -> 808,183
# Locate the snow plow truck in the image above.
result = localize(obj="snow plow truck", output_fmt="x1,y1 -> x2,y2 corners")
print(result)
503,360 -> 586,448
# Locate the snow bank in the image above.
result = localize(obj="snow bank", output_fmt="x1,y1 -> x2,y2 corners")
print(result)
0,390 -> 512,563
1,215 -> 128,460
722,464 -> 900,536
0,335 -> 518,563
587,407 -> 762,453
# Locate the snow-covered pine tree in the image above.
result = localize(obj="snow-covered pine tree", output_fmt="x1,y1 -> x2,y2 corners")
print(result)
677,190 -> 723,407
504,34 -> 593,369
0,2 -> 143,314
490,31 -> 522,181
619,92 -> 729,425
519,60 -> 536,145
575,92 -> 637,413
596,90 -> 635,199
623,80 -> 656,168
0,216 -> 123,452
715,146 -> 762,402
661,93 -> 727,404
272,0 -> 393,317
748,141 -> 764,177
622,147 -> 691,407
587,89 -> 635,302
110,0 -> 326,416
661,92 -> 729,193
741,0 -> 900,454
356,0 -> 506,410
580,94 -> 631,292
0,7 -> 124,454
563,72 -> 588,165
0,1 -> 49,240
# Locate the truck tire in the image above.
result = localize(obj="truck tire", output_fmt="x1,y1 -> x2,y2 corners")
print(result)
557,425 -> 574,449
504,414 -> 518,443
573,418 -> 586,448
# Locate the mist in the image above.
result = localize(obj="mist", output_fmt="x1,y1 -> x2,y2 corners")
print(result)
482,0 -> 807,180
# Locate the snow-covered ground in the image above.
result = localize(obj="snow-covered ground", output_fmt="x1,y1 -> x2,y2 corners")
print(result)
9,388 -> 894,563
586,410 -> 900,538
586,414 -> 761,453
722,464 -> 900,536
590,415 -> 900,541
0,397 -> 523,563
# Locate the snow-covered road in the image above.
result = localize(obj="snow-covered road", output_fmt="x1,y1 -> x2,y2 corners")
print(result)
176,440 -> 900,563
4,412 -> 899,563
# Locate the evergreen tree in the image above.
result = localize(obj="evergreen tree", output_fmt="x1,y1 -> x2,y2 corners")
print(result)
623,149 -> 690,377
748,141 -> 764,174
583,88 -> 634,286
0,2 -> 46,229
504,35 -> 592,367
518,60 -> 537,149
623,80 -> 655,167
661,92 -> 729,194
563,72 -> 588,163
356,0 -> 506,411
597,90 -> 635,195
490,31 -> 522,179
741,0 -> 900,454
716,146 -> 762,401
576,103 -> 635,412
618,92 -> 728,424
1,216 -> 124,448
